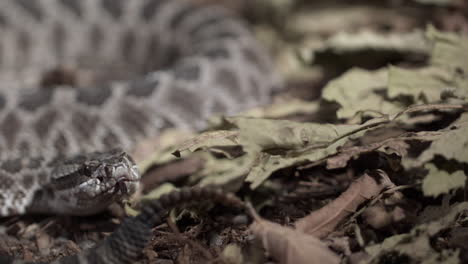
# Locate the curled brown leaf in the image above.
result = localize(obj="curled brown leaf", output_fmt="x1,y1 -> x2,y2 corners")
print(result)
249,216 -> 340,264
295,171 -> 395,238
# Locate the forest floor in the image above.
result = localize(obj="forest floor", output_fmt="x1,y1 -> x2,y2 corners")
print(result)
1,0 -> 467,263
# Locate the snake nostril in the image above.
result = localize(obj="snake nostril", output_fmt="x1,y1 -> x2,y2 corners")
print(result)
104,166 -> 113,177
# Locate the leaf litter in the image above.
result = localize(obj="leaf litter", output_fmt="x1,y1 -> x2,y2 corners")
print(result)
157,21 -> 468,264
3,1 -> 468,263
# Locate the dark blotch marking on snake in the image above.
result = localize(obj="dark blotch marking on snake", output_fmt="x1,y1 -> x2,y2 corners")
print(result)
202,46 -> 230,59
0,173 -> 14,189
144,35 -> 178,70
21,174 -> 35,190
173,63 -> 200,82
1,158 -> 23,174
168,3 -> 196,30
0,194 -> 5,207
0,93 -> 6,111
167,85 -> 204,120
40,67 -> 77,87
101,0 -> 125,20
34,109 -> 59,140
1,112 -> 21,148
27,157 -> 44,170
19,89 -> 53,111
52,22 -> 67,59
17,31 -> 31,65
102,129 -> 121,149
242,47 -> 269,74
0,10 -> 10,26
76,85 -> 111,106
210,97 -> 229,113
121,30 -> 137,63
37,171 -> 49,185
59,0 -> 83,17
90,24 -> 104,53
71,111 -> 100,141
140,0 -> 169,21
15,0 -> 44,21
126,79 -> 158,97
54,132 -> 69,155
187,10 -> 226,38
118,102 -> 150,139
215,67 -> 242,101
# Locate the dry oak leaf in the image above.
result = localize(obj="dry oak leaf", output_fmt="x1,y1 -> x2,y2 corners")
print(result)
250,217 -> 340,264
295,171 -> 395,238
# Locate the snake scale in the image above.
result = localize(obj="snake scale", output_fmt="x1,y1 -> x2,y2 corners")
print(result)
0,0 -> 279,262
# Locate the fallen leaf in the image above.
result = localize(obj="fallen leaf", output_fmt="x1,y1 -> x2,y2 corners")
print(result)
365,202 -> 468,263
322,68 -> 401,119
427,25 -> 468,73
295,171 -> 395,238
236,117 -> 384,188
250,216 -> 340,264
173,130 -> 239,157
242,98 -> 320,119
422,163 -> 466,197
388,66 -> 455,103
404,112 -> 468,168
227,117 -> 363,152
326,130 -> 441,169
324,29 -> 429,54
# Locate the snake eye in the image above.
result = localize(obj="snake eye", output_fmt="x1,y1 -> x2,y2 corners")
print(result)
83,165 -> 93,176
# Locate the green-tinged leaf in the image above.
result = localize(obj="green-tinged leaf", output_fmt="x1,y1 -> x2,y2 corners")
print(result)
241,118 -> 383,188
243,98 -> 320,119
388,66 -> 453,103
422,163 -> 466,197
365,202 -> 468,264
246,153 -> 301,189
322,68 -> 402,119
426,25 -> 468,72
226,117 -> 363,152
141,183 -> 177,201
386,27 -> 468,104
196,153 -> 255,190
276,43 -> 325,82
404,113 -> 468,168
173,130 -> 239,157
324,30 -> 429,54
286,7 -> 414,38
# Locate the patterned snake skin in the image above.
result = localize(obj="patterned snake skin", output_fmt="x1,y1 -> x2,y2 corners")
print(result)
0,0 -> 279,262
0,0 -> 279,216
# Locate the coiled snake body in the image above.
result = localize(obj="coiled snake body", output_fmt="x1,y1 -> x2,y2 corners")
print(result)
0,0 -> 278,262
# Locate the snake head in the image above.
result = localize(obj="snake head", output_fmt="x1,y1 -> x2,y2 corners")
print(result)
44,149 -> 140,215
80,149 -> 140,197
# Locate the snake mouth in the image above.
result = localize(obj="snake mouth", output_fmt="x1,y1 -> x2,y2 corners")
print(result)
113,179 -> 129,195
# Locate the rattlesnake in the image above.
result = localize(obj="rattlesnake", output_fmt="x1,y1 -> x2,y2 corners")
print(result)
0,0 -> 279,262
